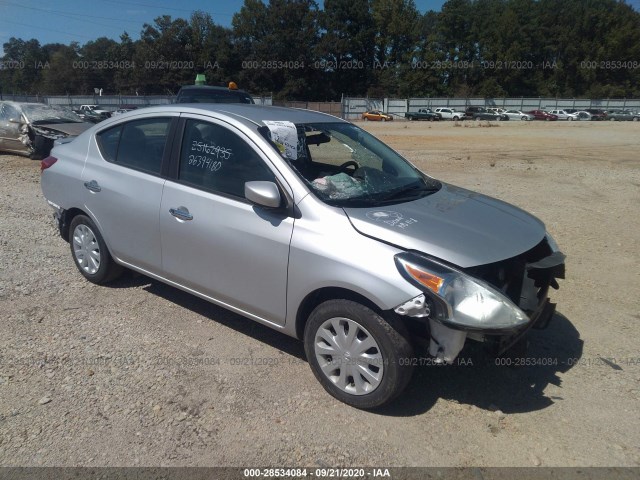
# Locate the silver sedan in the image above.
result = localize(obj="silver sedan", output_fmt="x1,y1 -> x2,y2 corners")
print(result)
41,105 -> 565,408
503,109 -> 534,121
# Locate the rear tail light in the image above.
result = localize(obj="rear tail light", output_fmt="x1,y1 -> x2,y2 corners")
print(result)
41,156 -> 58,172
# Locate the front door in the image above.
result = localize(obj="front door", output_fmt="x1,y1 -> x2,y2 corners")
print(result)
160,116 -> 294,325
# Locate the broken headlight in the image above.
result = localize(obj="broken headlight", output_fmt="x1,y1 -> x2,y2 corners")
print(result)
395,252 -> 529,331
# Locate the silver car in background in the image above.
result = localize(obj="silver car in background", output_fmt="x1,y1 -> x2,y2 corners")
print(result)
0,101 -> 91,159
40,105 -> 565,408
503,109 -> 534,121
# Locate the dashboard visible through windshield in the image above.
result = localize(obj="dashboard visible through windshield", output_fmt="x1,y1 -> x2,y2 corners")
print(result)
264,122 -> 441,206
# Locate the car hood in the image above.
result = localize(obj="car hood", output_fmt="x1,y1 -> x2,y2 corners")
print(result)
343,183 -> 546,268
32,122 -> 92,137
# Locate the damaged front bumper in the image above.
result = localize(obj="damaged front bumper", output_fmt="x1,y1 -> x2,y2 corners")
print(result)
394,236 -> 566,363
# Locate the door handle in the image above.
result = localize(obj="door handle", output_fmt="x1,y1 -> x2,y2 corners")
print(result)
84,180 -> 101,193
169,207 -> 193,221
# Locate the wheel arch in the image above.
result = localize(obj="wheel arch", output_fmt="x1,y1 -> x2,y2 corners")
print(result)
294,287 -> 384,340
59,207 -> 89,242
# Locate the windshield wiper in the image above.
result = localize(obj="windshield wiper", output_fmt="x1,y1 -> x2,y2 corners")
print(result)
376,181 -> 439,203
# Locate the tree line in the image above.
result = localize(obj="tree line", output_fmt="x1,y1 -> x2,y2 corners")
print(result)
1,0 -> 639,100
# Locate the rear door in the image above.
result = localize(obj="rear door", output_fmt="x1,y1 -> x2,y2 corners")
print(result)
82,114 -> 178,272
159,115 -> 294,325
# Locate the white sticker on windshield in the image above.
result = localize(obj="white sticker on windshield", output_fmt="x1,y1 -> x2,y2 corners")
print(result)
263,120 -> 298,160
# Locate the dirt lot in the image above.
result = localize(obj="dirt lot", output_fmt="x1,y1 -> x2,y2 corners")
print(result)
0,121 -> 639,467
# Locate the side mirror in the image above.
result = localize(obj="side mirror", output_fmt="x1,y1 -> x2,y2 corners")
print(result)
245,181 -> 281,208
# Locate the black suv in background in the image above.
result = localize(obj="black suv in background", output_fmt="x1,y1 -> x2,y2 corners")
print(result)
175,84 -> 254,104
463,106 -> 505,121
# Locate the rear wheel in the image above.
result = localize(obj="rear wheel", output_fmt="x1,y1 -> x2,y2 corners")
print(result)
304,300 -> 414,409
69,215 -> 122,284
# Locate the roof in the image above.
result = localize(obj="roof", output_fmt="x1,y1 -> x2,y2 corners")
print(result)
178,85 -> 241,92
125,104 -> 345,128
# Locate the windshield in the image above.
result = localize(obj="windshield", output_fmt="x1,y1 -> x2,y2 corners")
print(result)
262,122 -> 440,206
22,104 -> 84,124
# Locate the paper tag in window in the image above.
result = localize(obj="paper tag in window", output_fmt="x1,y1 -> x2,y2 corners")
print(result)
263,120 -> 298,160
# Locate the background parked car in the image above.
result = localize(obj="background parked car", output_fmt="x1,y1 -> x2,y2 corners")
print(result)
585,109 -> 607,120
527,110 -> 558,121
0,101 -> 91,159
404,108 -> 440,121
574,111 -> 593,121
79,105 -> 112,119
464,106 -> 505,121
549,109 -> 578,121
503,109 -> 533,121
175,83 -> 254,104
362,110 -> 393,121
434,107 -> 464,121
606,110 -> 640,121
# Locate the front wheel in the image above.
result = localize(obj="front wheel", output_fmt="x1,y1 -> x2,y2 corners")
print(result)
69,215 -> 123,284
304,300 -> 414,409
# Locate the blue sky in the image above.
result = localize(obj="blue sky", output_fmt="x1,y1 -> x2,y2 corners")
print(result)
0,0 -> 448,47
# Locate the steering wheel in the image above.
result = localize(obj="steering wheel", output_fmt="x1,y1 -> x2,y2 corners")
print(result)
338,160 -> 359,174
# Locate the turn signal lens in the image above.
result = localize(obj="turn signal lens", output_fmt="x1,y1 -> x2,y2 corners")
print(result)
405,264 -> 444,293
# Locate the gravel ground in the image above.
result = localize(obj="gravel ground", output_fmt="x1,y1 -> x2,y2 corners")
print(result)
0,121 -> 639,467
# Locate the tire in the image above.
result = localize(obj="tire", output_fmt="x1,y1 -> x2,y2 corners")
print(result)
69,214 -> 123,284
633,117 -> 639,122
568,117 -> 574,121
382,118 -> 387,122
610,117 -> 616,121
303,299 -> 414,409
453,116 -> 459,121
363,117 -> 368,121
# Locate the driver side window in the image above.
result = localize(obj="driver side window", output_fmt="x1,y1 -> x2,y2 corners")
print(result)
178,119 -> 276,199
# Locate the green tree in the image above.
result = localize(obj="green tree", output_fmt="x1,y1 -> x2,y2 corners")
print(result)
232,0 -> 320,99
316,0 -> 376,98
370,0 -> 421,96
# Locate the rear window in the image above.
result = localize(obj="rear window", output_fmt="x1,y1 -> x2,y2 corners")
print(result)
96,118 -> 171,174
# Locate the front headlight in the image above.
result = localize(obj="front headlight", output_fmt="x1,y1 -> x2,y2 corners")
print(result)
395,253 -> 529,330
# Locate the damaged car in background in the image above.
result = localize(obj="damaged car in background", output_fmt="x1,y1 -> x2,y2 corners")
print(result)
40,105 -> 565,409
0,101 -> 91,159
